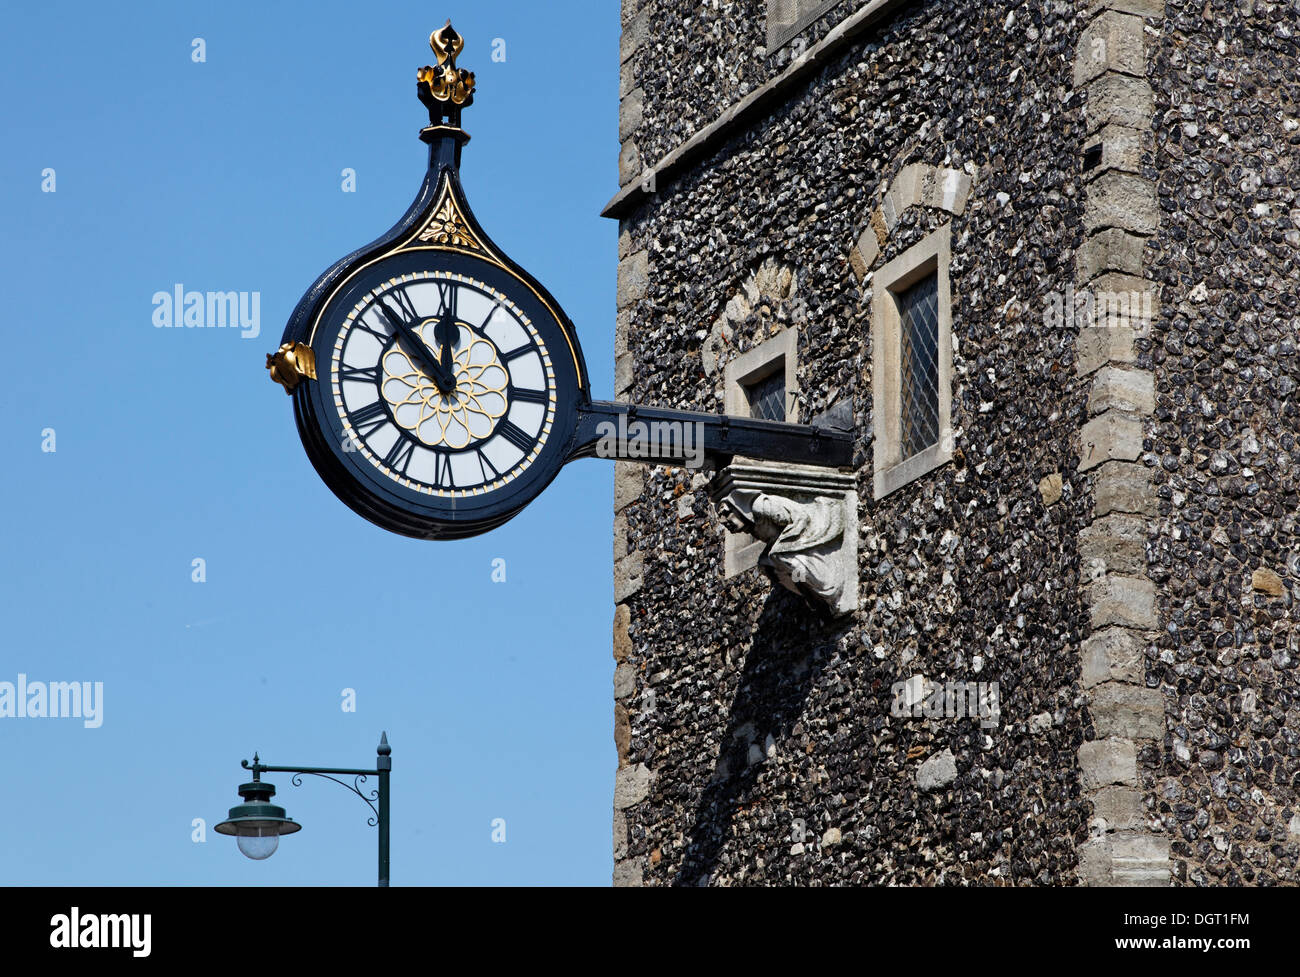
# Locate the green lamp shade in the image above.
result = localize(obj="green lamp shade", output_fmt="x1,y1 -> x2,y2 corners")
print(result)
215,780 -> 301,861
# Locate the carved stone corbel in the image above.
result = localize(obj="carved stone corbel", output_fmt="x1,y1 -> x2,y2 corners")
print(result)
710,463 -> 858,616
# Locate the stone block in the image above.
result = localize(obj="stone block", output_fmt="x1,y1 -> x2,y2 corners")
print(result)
1078,227 -> 1146,281
1090,272 -> 1159,335
614,550 -> 644,602
1076,326 -> 1137,375
614,703 -> 631,764
1081,626 -> 1146,687
615,350 -> 634,396
614,461 -> 643,511
849,227 -> 879,281
1085,73 -> 1154,133
1087,574 -> 1158,630
1077,836 -> 1114,885
613,809 -> 628,859
617,249 -> 649,308
881,191 -> 900,231
619,6 -> 649,63
613,661 -> 636,700
1083,124 -> 1144,184
1092,460 -> 1155,517
869,208 -> 888,248
1080,511 -> 1150,576
618,87 -> 644,142
1088,366 -> 1155,416
1092,785 -> 1146,831
1079,410 -> 1144,471
613,856 -> 645,887
1079,737 -> 1138,789
613,763 -> 652,809
613,603 -> 632,661
620,58 -> 635,99
1111,832 -> 1170,886
1086,171 -> 1159,235
926,167 -> 972,215
614,510 -> 629,562
1075,10 -> 1146,87
615,306 -> 632,355
890,163 -> 927,211
1091,682 -> 1165,739
618,138 -> 641,187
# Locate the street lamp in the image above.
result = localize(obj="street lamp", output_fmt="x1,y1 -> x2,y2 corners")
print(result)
216,731 -> 392,886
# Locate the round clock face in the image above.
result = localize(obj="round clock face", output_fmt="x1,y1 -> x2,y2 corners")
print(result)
333,271 -> 556,495
299,247 -> 583,538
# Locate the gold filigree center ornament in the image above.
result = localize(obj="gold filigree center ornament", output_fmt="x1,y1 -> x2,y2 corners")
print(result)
380,323 -> 509,450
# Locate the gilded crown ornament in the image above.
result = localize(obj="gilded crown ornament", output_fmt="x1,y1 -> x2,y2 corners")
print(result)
417,20 -> 476,120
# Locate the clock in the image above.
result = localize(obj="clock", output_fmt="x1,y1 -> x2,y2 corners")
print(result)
269,22 -> 588,539
268,22 -> 854,541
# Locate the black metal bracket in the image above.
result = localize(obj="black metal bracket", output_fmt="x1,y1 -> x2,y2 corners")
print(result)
242,758 -> 381,827
565,400 -> 854,469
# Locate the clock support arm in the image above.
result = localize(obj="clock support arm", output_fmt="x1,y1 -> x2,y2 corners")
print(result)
566,400 -> 855,469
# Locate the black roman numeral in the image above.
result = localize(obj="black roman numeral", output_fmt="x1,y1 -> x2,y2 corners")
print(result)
502,344 -> 535,363
497,420 -> 535,453
380,285 -> 420,326
510,386 -> 549,405
349,401 -> 388,437
434,451 -> 456,488
437,281 -> 458,318
354,312 -> 390,340
339,364 -> 381,383
477,449 -> 500,483
382,435 -> 415,474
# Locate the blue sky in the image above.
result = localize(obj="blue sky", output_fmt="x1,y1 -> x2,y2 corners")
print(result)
0,1 -> 619,885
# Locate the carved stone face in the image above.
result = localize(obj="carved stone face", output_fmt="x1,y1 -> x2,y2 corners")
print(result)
716,498 -> 750,534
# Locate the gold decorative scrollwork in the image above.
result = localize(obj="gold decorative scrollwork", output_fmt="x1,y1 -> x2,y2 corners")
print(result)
418,196 -> 480,249
266,342 -> 317,394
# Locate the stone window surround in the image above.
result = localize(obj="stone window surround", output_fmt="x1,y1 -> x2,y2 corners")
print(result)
871,222 -> 954,499
721,328 -> 800,577
723,327 -> 799,423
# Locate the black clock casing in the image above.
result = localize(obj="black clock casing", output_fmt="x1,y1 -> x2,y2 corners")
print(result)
277,130 -> 589,540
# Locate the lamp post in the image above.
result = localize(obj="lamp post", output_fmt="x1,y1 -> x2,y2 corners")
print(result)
216,731 -> 392,886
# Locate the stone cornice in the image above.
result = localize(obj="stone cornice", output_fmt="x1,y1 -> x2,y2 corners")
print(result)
602,0 -> 917,221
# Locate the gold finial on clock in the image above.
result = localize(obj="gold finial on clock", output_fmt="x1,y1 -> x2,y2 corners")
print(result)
430,20 -> 465,66
418,20 -> 476,117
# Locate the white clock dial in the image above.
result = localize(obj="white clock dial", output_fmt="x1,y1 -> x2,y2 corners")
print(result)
330,271 -> 557,497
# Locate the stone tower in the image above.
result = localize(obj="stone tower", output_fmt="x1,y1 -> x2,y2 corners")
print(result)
606,0 -> 1300,886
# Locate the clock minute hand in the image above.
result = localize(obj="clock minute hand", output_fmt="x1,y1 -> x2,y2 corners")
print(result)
379,298 -> 455,392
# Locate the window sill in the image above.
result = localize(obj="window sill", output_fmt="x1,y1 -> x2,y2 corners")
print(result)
874,440 -> 952,499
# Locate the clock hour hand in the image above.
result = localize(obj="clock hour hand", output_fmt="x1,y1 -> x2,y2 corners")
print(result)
434,310 -> 459,383
378,297 -> 456,393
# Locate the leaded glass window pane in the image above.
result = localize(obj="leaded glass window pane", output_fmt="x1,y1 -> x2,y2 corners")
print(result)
899,273 -> 940,459
746,372 -> 786,421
